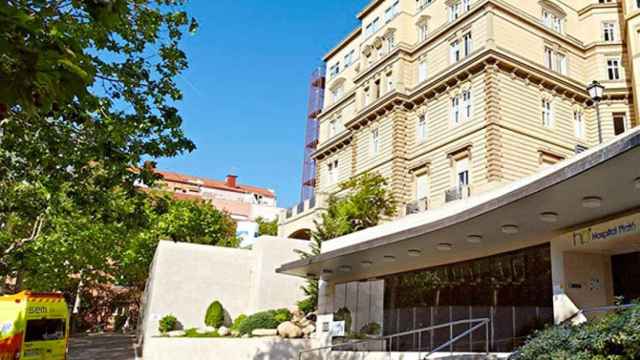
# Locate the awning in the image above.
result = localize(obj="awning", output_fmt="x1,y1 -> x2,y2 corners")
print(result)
277,128 -> 640,282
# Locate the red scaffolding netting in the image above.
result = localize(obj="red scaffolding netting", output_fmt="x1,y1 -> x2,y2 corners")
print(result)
301,66 -> 325,201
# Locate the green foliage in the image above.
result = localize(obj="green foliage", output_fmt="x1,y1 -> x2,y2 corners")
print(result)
183,328 -> 220,338
297,173 -> 396,312
334,307 -> 352,334
158,314 -> 179,334
236,309 -> 292,336
255,217 -> 278,237
360,322 -> 381,336
513,304 -> 640,360
231,314 -> 247,332
297,298 -> 315,315
204,301 -> 225,328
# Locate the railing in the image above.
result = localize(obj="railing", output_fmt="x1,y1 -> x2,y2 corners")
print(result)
406,197 -> 429,215
445,185 -> 470,203
297,318 -> 490,360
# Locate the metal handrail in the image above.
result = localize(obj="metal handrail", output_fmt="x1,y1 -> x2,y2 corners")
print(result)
297,317 -> 490,360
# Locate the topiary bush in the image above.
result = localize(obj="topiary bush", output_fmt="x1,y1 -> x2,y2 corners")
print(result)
512,303 -> 640,360
236,309 -> 292,336
231,314 -> 247,332
204,300 -> 225,328
158,314 -> 180,334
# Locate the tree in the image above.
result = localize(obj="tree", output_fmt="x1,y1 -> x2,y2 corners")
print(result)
0,1 -> 197,284
297,173 -> 396,312
255,217 -> 278,237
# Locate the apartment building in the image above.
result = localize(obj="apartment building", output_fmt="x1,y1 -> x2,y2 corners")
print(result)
276,0 -> 640,355
279,0 -> 639,239
148,169 -> 280,247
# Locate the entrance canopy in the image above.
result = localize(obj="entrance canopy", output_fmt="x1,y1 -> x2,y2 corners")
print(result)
278,128 -> 640,282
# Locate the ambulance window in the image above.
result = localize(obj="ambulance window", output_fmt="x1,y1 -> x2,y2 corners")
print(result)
25,319 -> 65,342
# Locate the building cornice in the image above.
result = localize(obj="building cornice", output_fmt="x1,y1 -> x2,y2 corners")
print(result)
311,131 -> 353,160
323,28 -> 362,62
357,0 -> 385,20
577,2 -> 620,17
318,91 -> 356,121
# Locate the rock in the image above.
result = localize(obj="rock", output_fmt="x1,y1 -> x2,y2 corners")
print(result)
242,334 -> 250,338
167,330 -> 186,337
218,326 -> 229,337
252,329 -> 278,337
277,321 -> 303,339
302,324 -> 316,337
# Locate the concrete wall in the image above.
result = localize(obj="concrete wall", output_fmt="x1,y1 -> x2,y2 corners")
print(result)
140,237 -> 309,351
143,337 -> 320,360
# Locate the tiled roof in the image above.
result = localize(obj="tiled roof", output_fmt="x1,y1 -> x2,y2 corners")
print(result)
156,170 -> 275,198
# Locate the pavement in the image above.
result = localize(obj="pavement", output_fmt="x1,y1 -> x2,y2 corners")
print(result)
68,334 -> 138,360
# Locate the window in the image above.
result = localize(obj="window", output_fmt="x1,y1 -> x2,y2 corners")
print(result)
451,95 -> 461,124
327,160 -> 339,185
328,119 -> 337,138
343,50 -> 355,68
450,40 -> 461,63
386,72 -> 394,93
418,22 -> 428,42
415,172 -> 429,201
385,33 -> 396,52
542,10 -> 563,33
448,2 -> 461,22
331,85 -> 343,102
371,128 -> 380,154
364,87 -> 371,106
613,113 -> 627,135
463,0 -> 471,11
329,63 -> 340,79
374,79 -> 381,99
463,32 -> 473,57
544,47 -> 553,69
384,0 -> 399,23
25,319 -> 65,342
417,0 -> 433,10
462,90 -> 473,120
544,47 -> 567,75
365,17 -> 380,38
456,158 -> 470,187
555,53 -> 567,75
542,99 -> 553,127
416,114 -> 427,142
418,59 -> 428,83
603,22 -> 616,42
607,58 -> 621,80
574,111 -> 584,138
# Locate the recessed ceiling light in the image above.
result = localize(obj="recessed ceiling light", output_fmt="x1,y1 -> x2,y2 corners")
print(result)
635,178 -> 640,190
467,235 -> 483,244
408,249 -> 422,257
436,243 -> 453,251
322,269 -> 333,275
339,265 -> 352,273
539,212 -> 559,223
501,225 -> 519,234
582,196 -> 602,209
360,260 -> 373,268
383,255 -> 396,263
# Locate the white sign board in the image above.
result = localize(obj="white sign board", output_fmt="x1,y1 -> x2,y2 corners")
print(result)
330,321 -> 345,337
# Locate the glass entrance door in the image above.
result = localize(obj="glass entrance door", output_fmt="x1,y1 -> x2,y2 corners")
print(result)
612,252 -> 640,304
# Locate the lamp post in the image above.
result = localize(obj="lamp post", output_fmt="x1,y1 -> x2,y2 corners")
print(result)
587,80 -> 605,144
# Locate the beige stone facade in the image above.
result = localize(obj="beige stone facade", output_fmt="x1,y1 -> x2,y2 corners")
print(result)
281,0 -> 639,236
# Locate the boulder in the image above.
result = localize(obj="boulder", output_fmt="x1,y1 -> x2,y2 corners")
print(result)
277,321 -> 303,339
252,329 -> 278,337
167,330 -> 186,337
301,324 -> 316,337
218,326 -> 230,337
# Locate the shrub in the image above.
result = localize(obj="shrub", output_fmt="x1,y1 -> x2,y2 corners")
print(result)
204,301 -> 225,328
513,303 -> 640,360
236,309 -> 292,336
158,314 -> 179,334
183,328 -> 220,338
297,298 -> 315,315
231,314 -> 247,332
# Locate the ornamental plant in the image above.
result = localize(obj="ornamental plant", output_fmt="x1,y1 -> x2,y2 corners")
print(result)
158,314 -> 180,334
204,301 -> 225,328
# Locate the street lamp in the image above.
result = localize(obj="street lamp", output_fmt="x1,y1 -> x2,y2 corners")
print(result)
587,80 -> 605,144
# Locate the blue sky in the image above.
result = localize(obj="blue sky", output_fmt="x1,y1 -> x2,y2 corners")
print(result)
155,0 -> 369,207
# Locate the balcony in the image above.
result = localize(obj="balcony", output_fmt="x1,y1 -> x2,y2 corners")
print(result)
445,185 -> 471,203
405,197 -> 429,215
280,193 -> 327,223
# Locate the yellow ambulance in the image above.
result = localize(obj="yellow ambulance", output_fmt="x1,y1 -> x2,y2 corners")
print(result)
0,291 -> 69,360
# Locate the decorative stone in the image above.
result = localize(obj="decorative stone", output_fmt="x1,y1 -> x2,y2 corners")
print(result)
167,330 -> 186,337
218,326 -> 229,337
252,329 -> 278,337
277,321 -> 303,339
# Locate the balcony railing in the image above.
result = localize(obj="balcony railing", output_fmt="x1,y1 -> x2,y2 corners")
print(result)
405,197 -> 429,215
445,185 -> 470,203
282,194 -> 322,221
